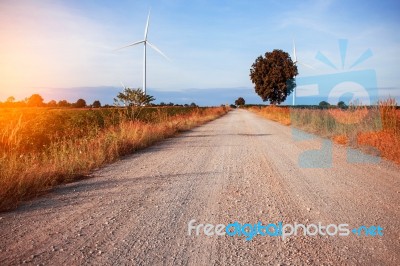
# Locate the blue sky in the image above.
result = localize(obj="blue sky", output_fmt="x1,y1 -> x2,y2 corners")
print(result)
0,0 -> 399,105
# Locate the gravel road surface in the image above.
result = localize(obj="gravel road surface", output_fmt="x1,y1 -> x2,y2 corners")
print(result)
1,109 -> 399,265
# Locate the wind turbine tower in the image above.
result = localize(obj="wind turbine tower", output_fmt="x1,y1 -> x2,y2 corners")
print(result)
291,39 -> 314,106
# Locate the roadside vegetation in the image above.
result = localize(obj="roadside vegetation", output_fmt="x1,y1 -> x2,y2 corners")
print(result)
248,99 -> 400,165
247,48 -> 400,165
0,96 -> 229,211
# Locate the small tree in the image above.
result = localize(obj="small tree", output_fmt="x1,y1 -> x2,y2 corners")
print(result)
114,88 -> 155,107
4,96 -> 16,107
235,97 -> 245,106
337,101 -> 347,109
27,94 -> 44,107
6,96 -> 15,103
59,100 -> 71,107
92,100 -> 101,108
319,101 -> 330,109
250,49 -> 298,104
75,98 -> 86,108
47,100 -> 57,107
114,88 -> 155,120
190,102 -> 197,107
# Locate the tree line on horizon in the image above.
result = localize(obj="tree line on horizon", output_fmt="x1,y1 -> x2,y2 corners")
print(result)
0,94 -> 102,108
0,93 -> 198,108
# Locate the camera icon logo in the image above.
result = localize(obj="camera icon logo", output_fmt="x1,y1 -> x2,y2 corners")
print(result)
292,39 -> 381,168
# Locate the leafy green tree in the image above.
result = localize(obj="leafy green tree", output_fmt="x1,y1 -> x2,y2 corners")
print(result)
75,99 -> 86,108
337,101 -> 347,109
92,100 -> 101,108
250,49 -> 298,104
319,101 -> 330,109
114,88 -> 155,106
47,100 -> 57,107
58,100 -> 70,107
235,97 -> 245,106
190,102 -> 197,107
27,94 -> 44,107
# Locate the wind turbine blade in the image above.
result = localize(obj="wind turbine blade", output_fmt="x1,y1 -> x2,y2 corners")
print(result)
147,41 -> 170,61
299,62 -> 315,70
114,40 -> 145,51
144,9 -> 151,40
120,81 -> 126,89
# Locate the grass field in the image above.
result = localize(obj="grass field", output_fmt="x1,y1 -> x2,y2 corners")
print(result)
248,99 -> 400,165
0,106 -> 229,211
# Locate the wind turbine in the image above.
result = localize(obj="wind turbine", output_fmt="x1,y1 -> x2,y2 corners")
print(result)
292,39 -> 314,106
115,10 -> 169,96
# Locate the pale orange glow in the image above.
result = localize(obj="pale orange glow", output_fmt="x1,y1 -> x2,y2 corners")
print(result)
0,1 -> 115,101
0,2 -> 53,98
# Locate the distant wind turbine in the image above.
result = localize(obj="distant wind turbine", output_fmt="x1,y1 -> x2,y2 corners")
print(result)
115,10 -> 169,96
292,39 -> 314,106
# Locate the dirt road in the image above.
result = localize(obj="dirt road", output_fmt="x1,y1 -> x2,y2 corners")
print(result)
1,109 -> 399,265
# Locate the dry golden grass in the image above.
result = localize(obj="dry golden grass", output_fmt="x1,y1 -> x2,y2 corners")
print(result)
249,105 -> 291,125
249,99 -> 400,165
357,99 -> 400,164
0,106 -> 229,211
